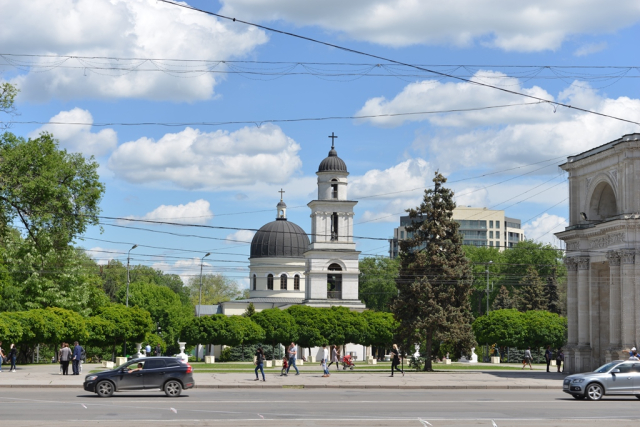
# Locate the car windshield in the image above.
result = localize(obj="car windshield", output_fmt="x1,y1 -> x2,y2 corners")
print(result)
594,361 -> 620,373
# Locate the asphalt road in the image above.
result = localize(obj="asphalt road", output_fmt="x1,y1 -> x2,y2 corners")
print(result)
1,388 -> 639,427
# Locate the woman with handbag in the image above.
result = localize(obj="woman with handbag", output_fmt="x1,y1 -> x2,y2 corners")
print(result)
59,343 -> 72,375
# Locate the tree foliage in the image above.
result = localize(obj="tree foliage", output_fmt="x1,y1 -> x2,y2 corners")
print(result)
391,172 -> 476,371
361,310 -> 396,347
186,273 -> 243,306
358,256 -> 399,312
251,308 -> 298,358
516,266 -> 548,311
473,309 -> 566,349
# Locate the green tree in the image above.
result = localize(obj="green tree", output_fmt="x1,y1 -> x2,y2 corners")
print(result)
251,308 -> 298,360
327,306 -> 367,350
361,310 -> 396,358
492,285 -> 515,310
0,311 -> 23,344
244,302 -> 256,318
462,246 -> 504,316
358,257 -> 399,312
186,273 -> 243,306
391,172 -> 476,371
94,304 -> 154,360
0,82 -> 19,125
545,270 -> 562,315
524,310 -> 567,349
516,266 -> 548,311
287,305 -> 327,358
472,309 -> 527,349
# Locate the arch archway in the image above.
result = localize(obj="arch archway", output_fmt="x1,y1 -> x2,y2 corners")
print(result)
588,181 -> 617,220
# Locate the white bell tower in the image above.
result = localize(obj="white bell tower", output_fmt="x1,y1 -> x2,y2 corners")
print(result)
303,133 -> 365,310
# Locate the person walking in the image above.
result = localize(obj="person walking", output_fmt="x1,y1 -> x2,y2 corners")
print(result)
556,348 -> 564,373
72,341 -> 83,375
280,355 -> 288,376
145,343 -> 151,356
327,345 -> 340,372
254,347 -> 265,382
59,343 -> 72,375
8,343 -> 17,372
321,344 -> 330,377
0,341 -> 4,372
155,344 -> 162,357
285,342 -> 299,376
390,344 -> 404,377
545,345 -> 553,373
522,347 -> 533,370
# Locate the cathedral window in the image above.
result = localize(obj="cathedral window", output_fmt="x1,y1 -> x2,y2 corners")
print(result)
294,274 -> 300,290
327,263 -> 342,299
331,179 -> 338,199
280,274 -> 287,290
331,212 -> 338,241
252,274 -> 256,290
267,274 -> 273,290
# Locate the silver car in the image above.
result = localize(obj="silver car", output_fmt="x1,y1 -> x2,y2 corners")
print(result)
564,360 -> 640,400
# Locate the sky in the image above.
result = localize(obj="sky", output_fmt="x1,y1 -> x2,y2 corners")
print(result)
1,0 -> 640,288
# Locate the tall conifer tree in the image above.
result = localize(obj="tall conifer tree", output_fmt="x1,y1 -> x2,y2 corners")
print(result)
492,285 -> 515,310
545,269 -> 561,314
391,172 -> 476,371
516,266 -> 548,311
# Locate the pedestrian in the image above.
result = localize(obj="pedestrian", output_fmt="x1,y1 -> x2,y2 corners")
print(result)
72,341 -> 83,375
155,344 -> 161,357
327,345 -> 340,372
522,347 -> 533,370
545,345 -> 553,372
280,355 -> 288,376
321,344 -> 330,377
8,343 -> 17,372
629,347 -> 639,360
556,348 -> 564,373
285,342 -> 299,376
59,343 -> 72,375
254,346 -> 265,382
390,344 -> 404,377
0,341 -> 4,372
145,343 -> 151,356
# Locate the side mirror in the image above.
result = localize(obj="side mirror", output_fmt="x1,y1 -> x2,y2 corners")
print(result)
611,368 -> 620,374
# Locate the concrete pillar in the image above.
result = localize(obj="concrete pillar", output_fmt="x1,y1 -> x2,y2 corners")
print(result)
620,249 -> 635,348
577,257 -> 591,346
636,249 -> 640,349
606,251 -> 621,349
565,257 -> 578,345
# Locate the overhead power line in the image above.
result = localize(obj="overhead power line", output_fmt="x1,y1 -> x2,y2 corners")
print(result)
157,0 -> 640,128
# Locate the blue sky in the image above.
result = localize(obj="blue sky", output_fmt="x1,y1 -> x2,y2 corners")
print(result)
2,0 -> 640,287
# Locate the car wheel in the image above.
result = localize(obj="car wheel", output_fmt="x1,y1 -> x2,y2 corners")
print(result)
585,383 -> 604,401
635,395 -> 640,400
96,380 -> 114,398
164,380 -> 182,397
572,394 -> 585,400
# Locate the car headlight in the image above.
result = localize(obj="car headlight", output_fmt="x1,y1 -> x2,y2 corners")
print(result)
85,375 -> 98,381
571,379 -> 584,383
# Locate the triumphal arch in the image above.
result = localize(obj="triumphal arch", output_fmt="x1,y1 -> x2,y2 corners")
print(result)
556,133 -> 640,373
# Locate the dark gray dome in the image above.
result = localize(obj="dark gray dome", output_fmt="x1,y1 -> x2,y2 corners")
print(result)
250,219 -> 310,258
318,148 -> 347,172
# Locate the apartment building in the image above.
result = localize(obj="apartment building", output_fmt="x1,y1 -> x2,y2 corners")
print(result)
389,207 -> 524,258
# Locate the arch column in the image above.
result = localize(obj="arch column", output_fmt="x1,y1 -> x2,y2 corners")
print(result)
564,257 -> 578,346
577,257 -> 591,346
620,249 -> 635,349
605,251 -> 621,356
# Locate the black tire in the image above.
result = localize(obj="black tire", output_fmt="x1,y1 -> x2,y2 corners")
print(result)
164,380 -> 182,397
635,395 -> 640,400
96,380 -> 114,398
585,383 -> 604,401
572,394 -> 585,400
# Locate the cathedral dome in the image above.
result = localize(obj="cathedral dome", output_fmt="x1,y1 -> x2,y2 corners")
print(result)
250,218 -> 310,258
318,147 -> 347,173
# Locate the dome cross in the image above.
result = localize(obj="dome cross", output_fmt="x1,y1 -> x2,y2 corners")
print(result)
278,188 -> 285,201
328,132 -> 338,149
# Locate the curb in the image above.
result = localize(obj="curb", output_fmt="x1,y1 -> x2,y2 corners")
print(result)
0,384 -> 562,390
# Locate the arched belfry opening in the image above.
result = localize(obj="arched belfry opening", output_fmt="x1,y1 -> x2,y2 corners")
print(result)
327,263 -> 342,299
588,181 -> 617,220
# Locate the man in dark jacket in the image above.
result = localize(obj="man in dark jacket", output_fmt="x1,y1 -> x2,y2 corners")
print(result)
72,341 -> 83,375
545,345 -> 553,372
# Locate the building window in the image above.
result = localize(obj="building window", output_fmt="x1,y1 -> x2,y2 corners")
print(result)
294,274 -> 300,290
280,274 -> 287,290
331,180 -> 338,199
489,231 -> 493,239
496,231 -> 500,239
496,221 -> 500,229
400,231 -> 404,239
489,220 -> 493,228
252,274 -> 256,290
489,241 -> 493,247
267,274 -> 273,290
496,242 -> 500,248
331,212 -> 338,241
327,263 -> 342,299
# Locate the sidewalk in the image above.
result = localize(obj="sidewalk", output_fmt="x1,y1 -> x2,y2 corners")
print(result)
0,363 -> 566,389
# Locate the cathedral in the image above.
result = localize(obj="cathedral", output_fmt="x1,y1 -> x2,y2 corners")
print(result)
214,137 -> 366,315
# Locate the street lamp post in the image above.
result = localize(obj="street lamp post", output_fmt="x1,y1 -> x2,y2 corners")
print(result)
198,252 -> 210,361
485,260 -> 493,363
124,244 -> 137,357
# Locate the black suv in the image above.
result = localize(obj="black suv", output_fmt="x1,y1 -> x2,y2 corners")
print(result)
84,357 -> 195,397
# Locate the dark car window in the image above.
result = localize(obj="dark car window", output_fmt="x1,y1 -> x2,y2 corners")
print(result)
631,364 -> 640,373
166,359 -> 181,367
143,359 -> 166,370
616,363 -> 632,373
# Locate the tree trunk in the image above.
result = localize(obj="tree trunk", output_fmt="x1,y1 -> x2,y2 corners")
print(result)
424,330 -> 433,371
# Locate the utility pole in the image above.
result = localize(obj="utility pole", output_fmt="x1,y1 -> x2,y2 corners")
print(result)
124,244 -> 137,357
198,252 -> 210,361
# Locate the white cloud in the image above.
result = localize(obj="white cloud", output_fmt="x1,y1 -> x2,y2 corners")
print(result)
454,187 -> 490,208
574,41 -> 608,56
107,124 -> 302,190
358,74 -> 640,171
523,213 -> 567,246
220,0 -> 640,51
28,108 -> 117,157
85,246 -> 123,265
2,0 -> 268,101
225,229 -> 256,244
350,158 -> 432,199
127,200 -> 213,225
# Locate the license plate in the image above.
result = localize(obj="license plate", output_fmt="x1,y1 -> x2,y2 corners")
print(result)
563,384 -> 569,389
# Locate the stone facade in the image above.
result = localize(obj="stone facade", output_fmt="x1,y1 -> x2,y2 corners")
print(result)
556,133 -> 640,373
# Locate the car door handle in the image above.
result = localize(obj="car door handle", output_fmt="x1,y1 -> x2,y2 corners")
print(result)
628,377 -> 632,380
137,374 -> 143,377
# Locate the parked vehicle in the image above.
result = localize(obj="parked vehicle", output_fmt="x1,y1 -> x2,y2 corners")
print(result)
563,360 -> 640,400
83,357 -> 195,397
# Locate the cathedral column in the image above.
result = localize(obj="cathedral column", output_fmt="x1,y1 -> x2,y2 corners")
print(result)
577,256 -> 591,346
619,249 -> 635,349
564,257 -> 578,346
606,251 -> 621,355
